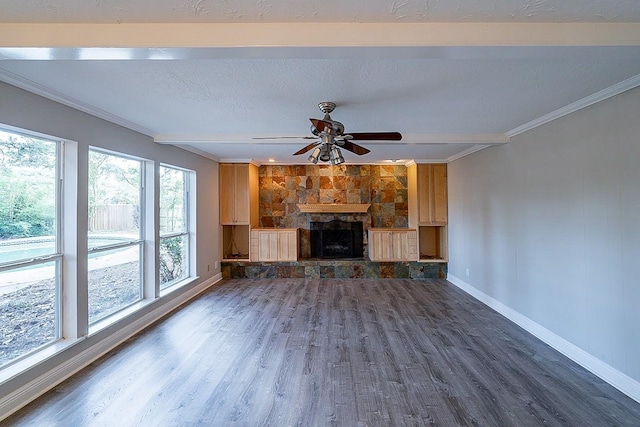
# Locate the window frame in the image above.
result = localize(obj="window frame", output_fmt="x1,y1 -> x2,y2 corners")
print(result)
0,126 -> 63,367
159,164 -> 193,290
86,147 -> 146,325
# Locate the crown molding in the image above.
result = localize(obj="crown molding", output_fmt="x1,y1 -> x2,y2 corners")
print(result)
173,145 -> 220,162
507,73 -> 640,138
446,145 -> 493,162
0,68 -> 156,137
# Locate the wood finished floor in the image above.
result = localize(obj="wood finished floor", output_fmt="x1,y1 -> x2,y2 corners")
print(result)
3,279 -> 640,426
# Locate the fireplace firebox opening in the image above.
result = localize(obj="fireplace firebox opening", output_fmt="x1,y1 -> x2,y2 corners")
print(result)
310,220 -> 364,259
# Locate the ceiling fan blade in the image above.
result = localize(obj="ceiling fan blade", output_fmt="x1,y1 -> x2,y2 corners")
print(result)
340,140 -> 370,155
309,118 -> 333,133
253,136 -> 317,140
293,141 -> 320,155
348,132 -> 402,141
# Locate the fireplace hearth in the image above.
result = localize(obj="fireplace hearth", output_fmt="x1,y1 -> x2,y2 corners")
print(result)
310,220 -> 364,259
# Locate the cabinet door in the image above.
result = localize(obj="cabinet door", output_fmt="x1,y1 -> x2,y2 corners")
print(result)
431,164 -> 448,224
258,231 -> 279,261
219,164 -> 236,224
392,231 -> 409,260
369,229 -> 418,261
233,164 -> 250,224
369,230 -> 393,261
418,164 -> 447,225
277,230 -> 298,261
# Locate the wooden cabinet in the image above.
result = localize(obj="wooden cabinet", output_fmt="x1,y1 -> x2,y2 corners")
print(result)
220,163 -> 258,261
417,163 -> 448,225
250,229 -> 298,262
408,163 -> 448,262
219,163 -> 258,225
368,228 -> 418,262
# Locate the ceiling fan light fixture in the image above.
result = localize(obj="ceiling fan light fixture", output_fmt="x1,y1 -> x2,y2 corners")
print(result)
319,144 -> 331,162
330,146 -> 345,165
308,146 -> 321,164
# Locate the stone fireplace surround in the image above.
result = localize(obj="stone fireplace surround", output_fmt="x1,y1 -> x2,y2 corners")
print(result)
222,163 -> 447,279
258,164 -> 409,259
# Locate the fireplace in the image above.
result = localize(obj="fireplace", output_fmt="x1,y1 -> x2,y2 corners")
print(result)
310,220 -> 364,259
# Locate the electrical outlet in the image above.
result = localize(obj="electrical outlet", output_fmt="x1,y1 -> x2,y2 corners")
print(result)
214,261 -> 219,269
207,264 -> 210,272
465,268 -> 470,277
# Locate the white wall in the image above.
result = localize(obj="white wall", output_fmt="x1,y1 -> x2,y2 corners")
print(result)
0,81 -> 221,417
448,86 -> 640,399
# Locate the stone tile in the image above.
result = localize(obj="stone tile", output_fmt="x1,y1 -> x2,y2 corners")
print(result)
306,176 -> 317,189
351,263 -> 365,278
306,165 -> 321,176
347,189 -> 361,204
380,216 -> 396,227
380,203 -> 396,216
261,216 -> 274,227
332,165 -> 347,176
395,189 -> 408,203
379,263 -> 395,278
232,264 -> 246,278
272,203 -> 285,216
332,176 -> 347,190
318,165 -> 332,176
333,190 -> 347,203
285,176 -> 301,190
305,265 -> 320,279
380,189 -> 395,203
271,165 -> 286,177
364,262 -> 380,278
221,264 -> 231,279
319,176 -> 333,189
380,165 -> 396,176
409,263 -> 425,279
395,202 -> 408,216
291,266 -> 306,278
394,262 -> 410,278
394,216 -> 408,227
335,264 -> 352,278
346,165 -> 360,176
319,265 -> 335,278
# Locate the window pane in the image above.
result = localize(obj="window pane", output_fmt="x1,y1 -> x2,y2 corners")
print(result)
160,235 -> 188,289
0,130 -> 59,366
88,245 -> 141,323
88,151 -> 141,249
0,260 -> 59,367
159,166 -> 186,235
0,131 -> 57,262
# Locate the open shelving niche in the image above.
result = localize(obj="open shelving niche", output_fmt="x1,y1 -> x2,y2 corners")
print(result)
222,224 -> 250,261
418,225 -> 448,262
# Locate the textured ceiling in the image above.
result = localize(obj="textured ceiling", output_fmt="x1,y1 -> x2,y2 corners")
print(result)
0,1 -> 640,164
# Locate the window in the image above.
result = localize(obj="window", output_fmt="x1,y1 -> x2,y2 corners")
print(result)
0,129 -> 61,367
159,165 -> 191,289
88,149 -> 143,324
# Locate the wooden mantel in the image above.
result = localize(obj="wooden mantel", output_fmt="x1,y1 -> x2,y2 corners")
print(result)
297,203 -> 371,214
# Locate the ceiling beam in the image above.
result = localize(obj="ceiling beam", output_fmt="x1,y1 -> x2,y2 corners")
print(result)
1,23 -> 640,51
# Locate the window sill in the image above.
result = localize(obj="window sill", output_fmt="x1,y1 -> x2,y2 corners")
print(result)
159,276 -> 198,298
0,337 -> 84,385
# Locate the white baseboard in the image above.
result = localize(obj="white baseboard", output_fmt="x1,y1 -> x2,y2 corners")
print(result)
0,273 -> 223,421
447,274 -> 640,404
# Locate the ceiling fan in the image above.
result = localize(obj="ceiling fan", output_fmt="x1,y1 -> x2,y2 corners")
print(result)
255,102 -> 402,164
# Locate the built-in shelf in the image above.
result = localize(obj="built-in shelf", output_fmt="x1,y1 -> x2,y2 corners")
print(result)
297,203 -> 371,214
418,225 -> 448,262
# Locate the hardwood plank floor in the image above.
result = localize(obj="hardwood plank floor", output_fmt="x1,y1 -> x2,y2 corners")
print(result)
3,279 -> 640,426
